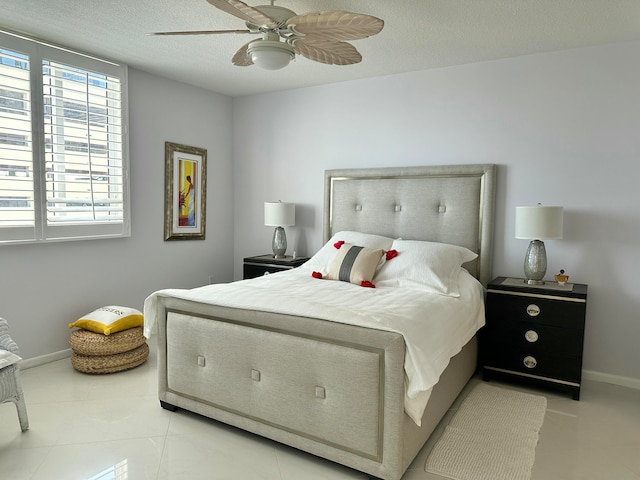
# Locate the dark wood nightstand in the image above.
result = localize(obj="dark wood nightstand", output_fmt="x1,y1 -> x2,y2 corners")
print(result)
481,276 -> 588,400
243,254 -> 309,279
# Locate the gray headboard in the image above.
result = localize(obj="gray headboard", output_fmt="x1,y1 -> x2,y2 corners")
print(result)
323,164 -> 496,287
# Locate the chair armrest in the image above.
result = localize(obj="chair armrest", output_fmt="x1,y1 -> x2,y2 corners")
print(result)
0,319 -> 20,355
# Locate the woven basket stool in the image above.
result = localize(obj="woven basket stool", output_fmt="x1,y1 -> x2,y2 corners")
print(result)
70,327 -> 148,374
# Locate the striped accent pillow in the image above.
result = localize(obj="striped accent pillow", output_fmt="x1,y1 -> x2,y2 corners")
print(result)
326,244 -> 384,286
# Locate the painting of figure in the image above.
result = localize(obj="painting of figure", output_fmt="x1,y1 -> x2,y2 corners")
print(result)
164,141 -> 207,241
178,160 -> 197,227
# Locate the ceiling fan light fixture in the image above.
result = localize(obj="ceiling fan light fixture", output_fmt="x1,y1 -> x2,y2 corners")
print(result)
247,40 -> 295,70
149,1 -> 384,70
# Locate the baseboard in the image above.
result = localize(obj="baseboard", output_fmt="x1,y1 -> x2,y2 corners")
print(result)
583,370 -> 640,390
21,348 -> 72,370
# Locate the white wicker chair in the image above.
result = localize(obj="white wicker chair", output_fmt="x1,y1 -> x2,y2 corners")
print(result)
0,318 -> 29,431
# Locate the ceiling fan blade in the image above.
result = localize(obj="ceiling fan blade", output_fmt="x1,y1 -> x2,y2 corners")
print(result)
290,38 -> 362,65
232,41 -> 254,66
206,0 -> 278,28
287,11 -> 384,42
147,29 -> 251,36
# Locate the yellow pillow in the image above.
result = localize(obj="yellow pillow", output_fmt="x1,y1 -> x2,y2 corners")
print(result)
68,306 -> 143,335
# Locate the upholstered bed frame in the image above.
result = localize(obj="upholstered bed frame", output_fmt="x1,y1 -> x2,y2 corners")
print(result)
153,164 -> 496,480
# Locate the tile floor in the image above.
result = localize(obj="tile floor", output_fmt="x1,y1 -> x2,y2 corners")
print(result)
1,339 -> 639,480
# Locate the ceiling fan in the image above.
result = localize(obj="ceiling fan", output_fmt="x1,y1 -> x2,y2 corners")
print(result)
148,0 -> 384,70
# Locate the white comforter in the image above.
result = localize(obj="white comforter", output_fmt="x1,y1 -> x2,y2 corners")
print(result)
144,267 -> 485,425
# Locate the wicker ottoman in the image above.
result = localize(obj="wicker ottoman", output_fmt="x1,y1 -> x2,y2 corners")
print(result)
70,326 -> 148,374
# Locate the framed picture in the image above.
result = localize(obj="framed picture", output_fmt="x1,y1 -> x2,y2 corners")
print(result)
164,142 -> 207,240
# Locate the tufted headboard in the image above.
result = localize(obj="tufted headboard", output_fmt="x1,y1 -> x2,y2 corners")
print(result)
323,164 -> 496,287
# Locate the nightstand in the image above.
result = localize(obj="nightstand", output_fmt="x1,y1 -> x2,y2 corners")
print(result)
481,276 -> 588,400
243,254 -> 309,279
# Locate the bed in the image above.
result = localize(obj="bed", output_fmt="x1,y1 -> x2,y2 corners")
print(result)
144,164 -> 496,480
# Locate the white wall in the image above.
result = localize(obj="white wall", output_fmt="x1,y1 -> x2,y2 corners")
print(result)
233,41 -> 640,383
0,69 -> 235,359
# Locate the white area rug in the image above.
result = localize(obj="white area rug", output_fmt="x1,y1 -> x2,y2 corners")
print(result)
425,382 -> 547,480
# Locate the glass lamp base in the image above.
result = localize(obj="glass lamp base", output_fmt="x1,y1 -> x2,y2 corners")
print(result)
272,226 -> 287,259
524,239 -> 547,284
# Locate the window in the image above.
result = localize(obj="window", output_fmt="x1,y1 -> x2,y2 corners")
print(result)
0,30 -> 129,244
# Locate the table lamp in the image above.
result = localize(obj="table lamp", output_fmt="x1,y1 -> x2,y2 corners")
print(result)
264,201 -> 295,258
515,205 -> 563,285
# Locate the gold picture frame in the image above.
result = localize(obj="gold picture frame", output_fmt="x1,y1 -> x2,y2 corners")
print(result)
164,141 -> 207,240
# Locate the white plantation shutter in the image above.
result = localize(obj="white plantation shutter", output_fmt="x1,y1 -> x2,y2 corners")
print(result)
0,30 -> 129,244
0,43 -> 35,242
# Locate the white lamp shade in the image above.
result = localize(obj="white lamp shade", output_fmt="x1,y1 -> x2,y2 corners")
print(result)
264,202 -> 295,227
515,206 -> 563,240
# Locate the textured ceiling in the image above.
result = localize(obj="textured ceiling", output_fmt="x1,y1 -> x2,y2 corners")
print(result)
2,0 -> 640,97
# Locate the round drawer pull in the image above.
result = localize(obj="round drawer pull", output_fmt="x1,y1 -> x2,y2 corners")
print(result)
526,304 -> 541,317
523,356 -> 537,369
525,330 -> 539,343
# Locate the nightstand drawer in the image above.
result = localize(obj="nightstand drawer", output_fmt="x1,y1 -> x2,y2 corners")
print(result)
484,348 -> 582,383
483,321 -> 583,356
483,322 -> 583,382
243,263 -> 286,279
486,292 -> 586,329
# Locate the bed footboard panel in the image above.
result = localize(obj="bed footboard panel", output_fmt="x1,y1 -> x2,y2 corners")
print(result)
166,311 -> 383,459
156,296 -> 408,480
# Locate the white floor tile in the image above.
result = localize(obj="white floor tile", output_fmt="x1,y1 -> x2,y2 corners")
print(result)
0,445 -> 50,480
158,429 -> 280,480
275,443 -> 368,480
30,437 -> 165,480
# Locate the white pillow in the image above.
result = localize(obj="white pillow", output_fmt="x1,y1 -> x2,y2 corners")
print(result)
374,239 -> 478,296
304,231 -> 394,272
